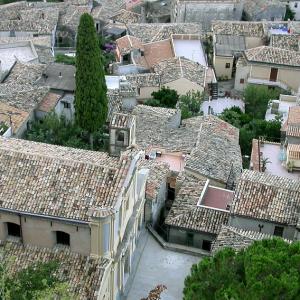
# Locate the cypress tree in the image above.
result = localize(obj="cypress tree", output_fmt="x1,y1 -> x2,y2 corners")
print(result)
75,13 -> 108,148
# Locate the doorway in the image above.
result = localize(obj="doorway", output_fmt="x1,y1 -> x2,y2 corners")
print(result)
269,68 -> 278,82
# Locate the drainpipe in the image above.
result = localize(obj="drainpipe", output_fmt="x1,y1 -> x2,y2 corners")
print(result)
18,214 -> 24,245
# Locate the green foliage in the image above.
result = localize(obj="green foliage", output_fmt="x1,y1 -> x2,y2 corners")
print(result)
220,105 -> 281,164
75,13 -> 108,140
26,113 -> 108,151
179,91 -> 204,119
244,85 -> 281,119
55,54 -> 76,65
0,258 -> 73,300
150,87 -> 179,108
285,5 -> 296,21
184,239 -> 300,300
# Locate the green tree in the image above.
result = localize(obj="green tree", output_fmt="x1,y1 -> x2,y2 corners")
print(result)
244,85 -> 281,119
184,239 -> 300,300
285,5 -> 296,21
55,54 -> 76,65
179,91 -> 204,119
75,13 -> 108,148
151,87 -> 179,108
0,258 -> 74,300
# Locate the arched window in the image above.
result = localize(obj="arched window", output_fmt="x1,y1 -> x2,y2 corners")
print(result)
56,231 -> 70,246
6,222 -> 21,237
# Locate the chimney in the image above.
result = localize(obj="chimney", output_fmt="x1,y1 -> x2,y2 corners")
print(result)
59,72 -> 62,78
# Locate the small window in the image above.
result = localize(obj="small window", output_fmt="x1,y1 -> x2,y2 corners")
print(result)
240,78 -> 245,84
137,87 -> 141,95
33,33 -> 38,37
225,63 -> 231,69
274,226 -> 284,237
186,232 -> 194,247
202,240 -> 212,251
62,101 -> 71,109
295,2 -> 298,8
56,231 -> 70,246
117,131 -> 125,142
7,222 -> 21,237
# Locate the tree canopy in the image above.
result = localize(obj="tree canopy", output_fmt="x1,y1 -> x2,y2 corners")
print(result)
75,13 -> 108,146
184,239 -> 300,300
145,87 -> 179,108
0,260 -> 73,300
179,91 -> 204,119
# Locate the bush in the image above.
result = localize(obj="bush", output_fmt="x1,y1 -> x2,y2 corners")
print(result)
179,91 -> 204,119
55,54 -> 76,65
151,87 -> 179,108
26,113 -> 108,151
184,239 -> 300,300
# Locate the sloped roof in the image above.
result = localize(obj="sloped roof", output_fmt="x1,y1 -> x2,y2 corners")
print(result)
244,46 -> 300,67
165,172 -> 229,234
0,138 -> 133,222
212,225 -> 292,254
1,241 -> 110,300
231,170 -> 300,224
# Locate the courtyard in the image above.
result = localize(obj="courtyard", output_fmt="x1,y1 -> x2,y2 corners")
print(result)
126,233 -> 200,300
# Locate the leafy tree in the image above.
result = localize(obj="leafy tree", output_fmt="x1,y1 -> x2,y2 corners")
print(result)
285,5 -> 296,21
75,13 -> 108,148
0,258 -> 73,300
179,91 -> 204,119
184,239 -> 300,300
244,85 -> 281,119
151,87 -> 179,108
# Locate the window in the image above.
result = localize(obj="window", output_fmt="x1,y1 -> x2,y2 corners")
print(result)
117,131 -> 125,142
202,240 -> 212,251
62,101 -> 71,109
274,226 -> 284,237
56,231 -> 70,246
240,78 -> 245,84
33,33 -> 38,37
7,222 -> 21,237
295,2 -> 298,8
225,63 -> 231,69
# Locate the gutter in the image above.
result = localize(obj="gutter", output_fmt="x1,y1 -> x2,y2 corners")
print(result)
0,208 -> 89,225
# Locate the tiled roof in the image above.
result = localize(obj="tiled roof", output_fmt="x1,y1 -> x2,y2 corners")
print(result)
139,160 -> 170,200
0,102 -> 29,134
243,0 -> 285,19
4,61 -> 45,85
0,6 -> 59,35
1,241 -> 110,300
116,35 -> 144,55
91,0 -> 125,22
185,115 -> 242,184
107,90 -> 122,120
132,105 -> 199,153
110,9 -> 141,24
231,170 -> 300,224
270,34 -> 300,51
250,139 -> 260,171
153,57 -> 206,86
211,225 -> 291,254
285,106 -> 300,137
110,112 -> 135,129
0,138 -> 132,222
212,21 -> 265,37
37,92 -> 61,113
165,172 -> 229,233
0,84 -> 50,112
125,73 -> 161,88
127,23 -> 202,43
244,46 -> 300,67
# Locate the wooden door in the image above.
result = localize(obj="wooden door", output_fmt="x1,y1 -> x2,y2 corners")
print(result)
270,68 -> 278,82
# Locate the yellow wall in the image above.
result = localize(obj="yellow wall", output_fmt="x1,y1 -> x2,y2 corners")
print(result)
139,86 -> 160,100
245,37 -> 264,49
214,55 -> 234,79
164,77 -> 204,95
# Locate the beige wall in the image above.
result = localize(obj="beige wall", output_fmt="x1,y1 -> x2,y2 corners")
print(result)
214,55 -> 234,79
245,37 -> 264,49
164,77 -> 204,95
250,65 -> 271,79
138,86 -> 160,100
0,212 -> 91,255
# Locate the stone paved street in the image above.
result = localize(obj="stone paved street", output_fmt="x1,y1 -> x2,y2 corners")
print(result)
126,233 -> 200,300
